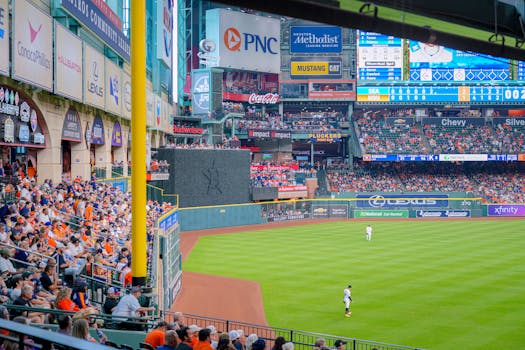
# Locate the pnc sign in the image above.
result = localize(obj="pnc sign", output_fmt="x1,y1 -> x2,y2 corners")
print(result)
206,8 -> 280,73
223,27 -> 278,54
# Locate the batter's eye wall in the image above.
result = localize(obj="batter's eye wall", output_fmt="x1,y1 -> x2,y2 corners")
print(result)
157,148 -> 251,207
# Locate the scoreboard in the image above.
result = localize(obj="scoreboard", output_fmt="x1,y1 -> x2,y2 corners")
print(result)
519,61 -> 525,81
357,85 -> 525,103
357,31 -> 403,81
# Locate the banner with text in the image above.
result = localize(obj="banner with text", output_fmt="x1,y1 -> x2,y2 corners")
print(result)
421,117 -> 485,127
105,58 -> 121,116
290,26 -> 342,53
55,22 -> 83,102
248,129 -> 291,139
0,0 -> 9,76
416,210 -> 471,218
493,117 -> 525,128
354,210 -> 409,218
13,0 -> 53,91
356,194 -> 449,208
291,57 -> 342,79
60,0 -> 130,61
312,204 -> 348,218
487,204 -> 525,216
84,43 -> 105,109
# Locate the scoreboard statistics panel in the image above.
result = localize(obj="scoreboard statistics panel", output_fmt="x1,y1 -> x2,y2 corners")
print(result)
357,85 -> 525,103
408,41 -> 510,82
357,31 -> 403,81
519,61 -> 525,81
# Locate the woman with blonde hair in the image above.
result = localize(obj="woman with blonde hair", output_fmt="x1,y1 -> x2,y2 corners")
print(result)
245,334 -> 259,350
71,318 -> 97,342
55,287 -> 80,312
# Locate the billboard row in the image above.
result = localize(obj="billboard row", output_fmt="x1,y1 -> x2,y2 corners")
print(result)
0,0 -> 8,76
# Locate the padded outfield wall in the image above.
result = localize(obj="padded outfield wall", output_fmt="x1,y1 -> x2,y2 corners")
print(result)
178,193 -> 485,231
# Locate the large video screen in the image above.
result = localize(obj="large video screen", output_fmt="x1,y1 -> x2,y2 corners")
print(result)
409,41 -> 510,81
357,31 -> 403,81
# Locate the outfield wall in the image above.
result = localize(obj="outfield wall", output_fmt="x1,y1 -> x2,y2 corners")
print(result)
177,193 -> 493,231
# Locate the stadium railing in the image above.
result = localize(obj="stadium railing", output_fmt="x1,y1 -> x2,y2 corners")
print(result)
163,311 -> 423,350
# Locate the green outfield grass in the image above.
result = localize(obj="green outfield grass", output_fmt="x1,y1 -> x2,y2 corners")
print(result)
183,220 -> 525,349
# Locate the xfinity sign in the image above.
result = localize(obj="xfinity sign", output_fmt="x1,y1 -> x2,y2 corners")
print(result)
206,9 -> 280,73
356,194 -> 449,208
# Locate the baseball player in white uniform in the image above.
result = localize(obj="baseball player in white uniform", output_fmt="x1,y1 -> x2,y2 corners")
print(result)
343,285 -> 352,317
366,224 -> 373,241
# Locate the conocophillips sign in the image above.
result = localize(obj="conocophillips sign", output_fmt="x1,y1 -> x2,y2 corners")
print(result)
356,194 -> 449,208
205,9 -> 280,74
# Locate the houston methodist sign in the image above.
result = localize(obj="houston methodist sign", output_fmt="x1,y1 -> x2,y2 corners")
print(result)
206,9 -> 280,73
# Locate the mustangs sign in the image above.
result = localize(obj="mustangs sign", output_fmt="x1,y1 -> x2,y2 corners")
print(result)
356,194 -> 449,208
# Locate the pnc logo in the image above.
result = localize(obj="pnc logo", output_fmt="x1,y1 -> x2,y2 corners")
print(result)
224,27 -> 241,51
28,21 -> 42,43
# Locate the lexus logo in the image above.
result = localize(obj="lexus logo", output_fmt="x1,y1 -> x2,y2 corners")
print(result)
368,195 -> 386,208
92,62 -> 99,82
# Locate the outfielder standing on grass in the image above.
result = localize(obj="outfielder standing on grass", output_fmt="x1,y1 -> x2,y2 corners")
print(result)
343,285 -> 352,317
366,224 -> 373,241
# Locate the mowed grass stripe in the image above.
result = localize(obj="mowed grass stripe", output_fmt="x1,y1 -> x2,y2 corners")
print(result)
183,220 -> 525,349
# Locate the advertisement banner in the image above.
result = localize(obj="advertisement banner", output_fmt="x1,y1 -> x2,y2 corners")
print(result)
0,0 -> 9,76
312,205 -> 348,218
61,107 -> 82,142
409,40 -> 509,81
357,31 -> 403,81
84,43 -> 105,109
267,213 -> 310,222
60,0 -> 130,61
416,210 -> 471,218
290,26 -> 342,53
121,71 -> 132,120
421,117 -> 485,127
356,194 -> 449,208
493,117 -> 525,128
308,80 -> 356,99
111,121 -> 122,147
192,70 -> 210,115
354,210 -> 409,218
12,0 -> 53,91
157,0 -> 173,67
105,58 -> 121,116
308,133 -> 342,143
55,23 -> 83,102
487,204 -> 525,216
384,117 -> 416,126
291,57 -> 342,79
0,85 -> 46,147
206,9 -> 280,74
248,129 -> 291,139
91,115 -> 105,145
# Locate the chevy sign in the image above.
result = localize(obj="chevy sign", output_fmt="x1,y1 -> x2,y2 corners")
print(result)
290,26 -> 342,53
356,194 -> 449,208
206,9 -> 280,73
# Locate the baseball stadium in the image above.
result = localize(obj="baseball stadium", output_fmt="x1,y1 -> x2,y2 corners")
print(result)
0,1 -> 523,350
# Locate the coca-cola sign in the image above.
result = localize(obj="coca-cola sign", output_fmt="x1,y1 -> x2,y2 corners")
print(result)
248,93 -> 279,104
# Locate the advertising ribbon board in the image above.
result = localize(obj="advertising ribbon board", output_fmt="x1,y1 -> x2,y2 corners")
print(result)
60,0 -> 130,61
487,204 -> 525,216
354,210 -> 409,218
356,194 -> 449,208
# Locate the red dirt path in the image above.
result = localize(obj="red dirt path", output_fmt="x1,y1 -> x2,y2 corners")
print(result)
171,217 -> 522,324
171,219 -> 343,325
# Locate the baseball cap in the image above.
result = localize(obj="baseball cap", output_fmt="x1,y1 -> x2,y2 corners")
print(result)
131,286 -> 142,294
252,339 -> 266,350
334,340 -> 347,348
189,324 -> 201,333
229,330 -> 240,340
21,271 -> 32,279
348,284 -> 352,288
107,287 -> 119,295
206,325 -> 218,334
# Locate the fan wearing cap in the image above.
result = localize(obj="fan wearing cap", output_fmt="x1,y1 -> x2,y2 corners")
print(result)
103,287 -> 120,314
188,324 -> 201,347
112,286 -> 155,324
343,285 -> 352,317
229,330 -> 245,350
334,340 -> 347,350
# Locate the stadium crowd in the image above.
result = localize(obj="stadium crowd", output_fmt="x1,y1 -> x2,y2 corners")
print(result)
327,162 -> 525,203
250,162 -> 316,188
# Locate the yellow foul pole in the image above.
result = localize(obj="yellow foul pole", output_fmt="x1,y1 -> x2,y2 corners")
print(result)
131,0 -> 147,287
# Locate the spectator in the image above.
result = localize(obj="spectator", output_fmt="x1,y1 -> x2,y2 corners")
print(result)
71,318 -> 97,343
245,334 -> 258,350
158,330 -> 179,350
271,337 -> 286,350
144,320 -> 168,348
194,328 -> 213,350
112,286 -> 155,329
229,330 -> 244,350
102,287 -> 120,314
175,326 -> 194,350
12,284 -> 45,323
56,314 -> 72,335
55,287 -> 80,312
282,343 -> 294,350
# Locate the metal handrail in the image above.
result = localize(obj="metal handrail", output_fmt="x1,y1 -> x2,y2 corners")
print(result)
0,243 -> 58,275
